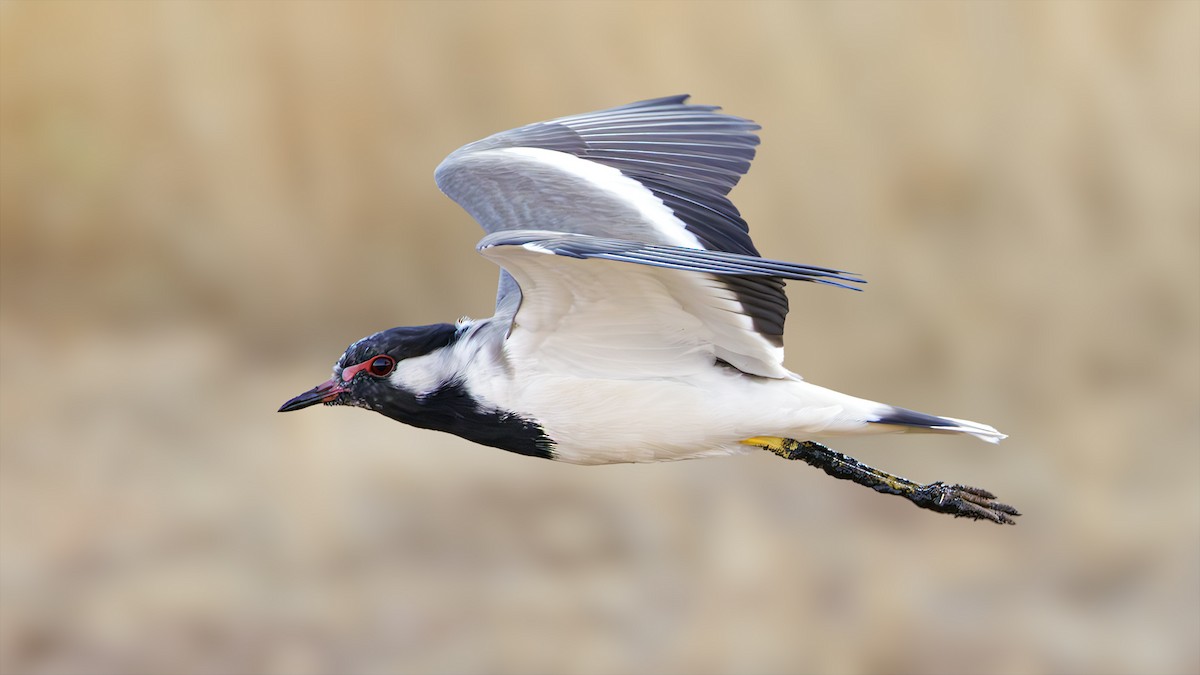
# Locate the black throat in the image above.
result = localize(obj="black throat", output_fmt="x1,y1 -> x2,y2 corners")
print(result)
359,377 -> 555,460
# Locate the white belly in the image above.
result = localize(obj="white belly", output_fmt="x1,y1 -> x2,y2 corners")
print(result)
491,366 -> 881,465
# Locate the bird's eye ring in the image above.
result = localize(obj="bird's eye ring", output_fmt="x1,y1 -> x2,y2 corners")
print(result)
366,355 -> 395,377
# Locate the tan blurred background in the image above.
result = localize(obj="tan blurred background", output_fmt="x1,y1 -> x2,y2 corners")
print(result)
1,1 -> 1197,673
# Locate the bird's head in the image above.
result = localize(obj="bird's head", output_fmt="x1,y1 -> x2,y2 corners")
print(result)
278,323 -> 458,415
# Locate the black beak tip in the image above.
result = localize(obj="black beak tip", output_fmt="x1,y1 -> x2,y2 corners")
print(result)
278,380 -> 341,413
277,394 -> 314,413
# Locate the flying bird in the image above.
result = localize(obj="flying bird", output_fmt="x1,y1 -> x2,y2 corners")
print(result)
280,95 -> 1018,524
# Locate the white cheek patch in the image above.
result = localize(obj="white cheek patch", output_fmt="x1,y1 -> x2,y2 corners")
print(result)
390,353 -> 445,394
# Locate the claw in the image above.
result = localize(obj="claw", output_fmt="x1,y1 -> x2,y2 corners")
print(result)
913,481 -> 1021,525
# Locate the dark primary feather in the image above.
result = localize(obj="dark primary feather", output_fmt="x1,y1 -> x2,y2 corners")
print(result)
444,95 -> 762,255
477,231 -> 865,291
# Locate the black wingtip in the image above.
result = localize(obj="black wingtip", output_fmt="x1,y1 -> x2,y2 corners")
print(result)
874,406 -> 951,429
624,94 -> 692,108
816,278 -> 866,291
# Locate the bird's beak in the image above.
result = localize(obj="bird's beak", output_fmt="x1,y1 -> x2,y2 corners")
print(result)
278,378 -> 345,412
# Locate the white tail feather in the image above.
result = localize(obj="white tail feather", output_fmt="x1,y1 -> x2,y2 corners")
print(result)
935,416 -> 1007,444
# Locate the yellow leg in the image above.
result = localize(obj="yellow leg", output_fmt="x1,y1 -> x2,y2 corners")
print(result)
742,436 -> 788,452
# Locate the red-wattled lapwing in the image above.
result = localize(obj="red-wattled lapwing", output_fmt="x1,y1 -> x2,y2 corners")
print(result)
280,96 -> 1018,524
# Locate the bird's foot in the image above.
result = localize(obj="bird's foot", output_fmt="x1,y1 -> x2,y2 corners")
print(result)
908,481 -> 1020,525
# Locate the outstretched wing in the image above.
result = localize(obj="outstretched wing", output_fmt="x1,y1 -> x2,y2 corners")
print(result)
435,95 -> 860,377
436,94 -> 760,246
477,231 -> 862,378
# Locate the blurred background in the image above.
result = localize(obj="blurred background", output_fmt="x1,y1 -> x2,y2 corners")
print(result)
1,1 -> 1197,673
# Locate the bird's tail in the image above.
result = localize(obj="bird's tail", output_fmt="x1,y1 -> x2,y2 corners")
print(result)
871,405 -> 1006,444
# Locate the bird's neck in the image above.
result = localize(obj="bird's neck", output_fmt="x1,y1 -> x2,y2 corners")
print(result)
384,320 -> 554,459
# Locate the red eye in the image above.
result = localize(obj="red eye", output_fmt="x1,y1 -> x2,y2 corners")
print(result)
366,355 -> 395,377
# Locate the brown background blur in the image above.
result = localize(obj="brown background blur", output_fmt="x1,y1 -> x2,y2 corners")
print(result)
1,1 -> 1197,674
